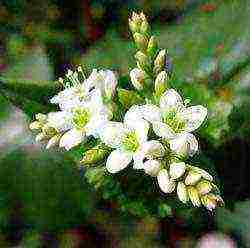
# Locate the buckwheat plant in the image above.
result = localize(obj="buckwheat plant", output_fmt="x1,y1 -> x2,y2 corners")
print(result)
30,12 -> 224,214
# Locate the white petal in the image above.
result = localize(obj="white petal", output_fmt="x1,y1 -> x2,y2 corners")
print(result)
140,140 -> 165,158
84,114 -> 108,138
47,111 -> 73,132
124,105 -> 143,125
159,89 -> 184,111
179,105 -> 207,132
106,150 -> 132,173
177,182 -> 189,204
157,169 -> 176,194
144,159 -> 161,177
169,162 -> 186,179
59,128 -> 86,150
140,104 -> 161,123
169,132 -> 198,157
152,121 -> 176,139
99,122 -> 127,148
100,70 -> 117,99
124,107 -> 149,143
132,151 -> 145,170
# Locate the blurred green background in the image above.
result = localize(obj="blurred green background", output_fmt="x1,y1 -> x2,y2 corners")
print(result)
0,0 -> 250,247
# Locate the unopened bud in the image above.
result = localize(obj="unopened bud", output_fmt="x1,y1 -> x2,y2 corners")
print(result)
154,49 -> 166,72
157,169 -> 176,194
147,36 -> 158,57
177,182 -> 189,204
140,20 -> 149,34
185,170 -> 202,185
155,71 -> 168,97
144,159 -> 161,177
191,166 -> 213,181
135,51 -> 149,71
187,186 -> 201,207
130,68 -> 145,90
133,32 -> 148,51
196,180 -> 213,195
29,121 -> 43,130
201,194 -> 224,211
169,162 -> 186,179
129,12 -> 141,33
81,146 -> 109,166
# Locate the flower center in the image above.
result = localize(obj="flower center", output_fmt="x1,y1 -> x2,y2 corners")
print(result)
122,131 -> 139,152
162,110 -> 186,133
73,107 -> 90,129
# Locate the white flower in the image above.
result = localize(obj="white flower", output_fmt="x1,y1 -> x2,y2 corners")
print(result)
50,68 -> 117,110
48,90 -> 110,150
99,105 -> 165,174
140,89 -> 207,156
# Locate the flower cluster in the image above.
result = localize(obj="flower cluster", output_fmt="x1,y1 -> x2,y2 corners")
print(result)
30,12 -> 223,211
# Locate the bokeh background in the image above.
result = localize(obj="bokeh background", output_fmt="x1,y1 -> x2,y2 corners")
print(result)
0,0 -> 250,247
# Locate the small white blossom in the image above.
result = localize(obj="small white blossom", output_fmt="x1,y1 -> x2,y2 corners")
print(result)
100,105 -> 165,173
50,68 -> 117,110
48,90 -> 110,150
140,89 -> 207,156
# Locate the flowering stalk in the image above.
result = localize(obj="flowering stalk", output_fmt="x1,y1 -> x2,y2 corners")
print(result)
29,11 -> 224,213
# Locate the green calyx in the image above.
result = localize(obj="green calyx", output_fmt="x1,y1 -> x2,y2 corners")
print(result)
122,131 -> 139,152
72,107 -> 90,129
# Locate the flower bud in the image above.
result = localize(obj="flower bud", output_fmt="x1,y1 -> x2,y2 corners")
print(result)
80,146 -> 109,166
185,170 -> 202,185
147,36 -> 158,57
191,166 -> 213,181
196,180 -> 213,195
129,12 -> 141,33
157,169 -> 176,193
135,51 -> 149,70
133,32 -> 148,51
144,159 -> 161,177
140,20 -> 149,34
154,49 -> 166,73
177,182 -> 188,203
29,121 -> 43,130
169,162 -> 186,179
187,186 -> 201,207
130,68 -> 145,90
46,134 -> 61,149
155,71 -> 168,97
201,194 -> 224,211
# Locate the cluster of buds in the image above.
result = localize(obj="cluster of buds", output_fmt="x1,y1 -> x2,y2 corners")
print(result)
29,113 -> 61,149
129,12 -> 169,98
157,162 -> 224,210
